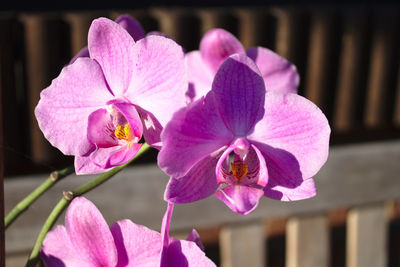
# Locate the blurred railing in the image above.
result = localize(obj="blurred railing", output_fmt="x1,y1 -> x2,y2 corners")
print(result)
2,5 -> 400,267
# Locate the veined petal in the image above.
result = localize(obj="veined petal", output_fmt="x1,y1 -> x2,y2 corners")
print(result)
185,51 -> 214,102
165,155 -> 219,204
110,220 -> 161,267
115,14 -> 145,41
41,226 -> 92,267
75,154 -> 107,175
246,47 -> 299,94
35,57 -> 112,156
88,18 -> 135,96
87,108 -> 119,148
200,28 -> 245,74
264,177 -> 317,201
214,185 -> 264,215
212,54 -> 265,136
65,197 -> 118,266
158,94 -> 233,178
69,46 -> 90,64
127,35 -> 187,128
248,92 -> 330,179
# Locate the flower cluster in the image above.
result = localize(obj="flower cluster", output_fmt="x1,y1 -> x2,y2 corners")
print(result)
35,14 -> 330,266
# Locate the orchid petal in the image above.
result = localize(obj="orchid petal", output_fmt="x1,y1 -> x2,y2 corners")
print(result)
41,226 -> 91,266
115,14 -> 145,41
88,18 -> 135,96
75,154 -> 107,175
87,108 -> 119,148
65,197 -> 118,266
35,57 -> 112,156
186,229 -> 205,251
165,155 -> 219,204
264,177 -> 317,201
248,92 -> 330,179
200,28 -> 245,74
165,240 -> 216,267
214,185 -> 264,215
110,100 -> 143,138
158,94 -> 233,178
185,51 -> 214,102
110,219 -> 161,267
69,46 -> 90,64
135,106 -> 163,149
127,35 -> 187,128
212,54 -> 265,136
246,47 -> 299,94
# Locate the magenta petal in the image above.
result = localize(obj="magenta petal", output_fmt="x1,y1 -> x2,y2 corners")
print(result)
75,155 -> 110,175
158,94 -> 232,178
264,177 -> 316,201
88,18 -> 135,96
41,225 -> 89,266
115,14 -> 145,41
87,108 -> 119,148
127,35 -> 187,128
212,54 -> 266,136
110,219 -> 161,267
186,229 -> 205,251
165,155 -> 219,204
248,91 -> 331,179
136,106 -> 163,149
165,240 -> 216,267
246,47 -> 300,94
200,28 -> 245,74
110,100 -> 143,138
185,51 -> 214,102
65,197 -> 118,266
90,143 -> 142,169
69,46 -> 90,64
214,185 -> 264,215
35,58 -> 112,156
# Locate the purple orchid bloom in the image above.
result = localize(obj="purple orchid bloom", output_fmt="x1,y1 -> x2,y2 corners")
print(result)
70,14 -> 145,64
35,17 -> 187,174
41,197 -> 214,266
185,28 -> 299,102
158,54 -> 330,215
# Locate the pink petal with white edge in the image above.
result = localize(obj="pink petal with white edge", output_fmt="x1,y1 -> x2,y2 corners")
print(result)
215,185 -> 264,215
88,18 -> 135,97
35,57 -> 112,156
127,35 -> 187,128
65,197 -> 118,266
264,177 -> 316,201
115,14 -> 145,41
165,155 -> 219,204
212,54 -> 266,136
248,91 -> 330,179
246,47 -> 300,94
41,225 -> 92,267
185,51 -> 214,102
200,28 -> 245,74
158,93 -> 233,178
110,220 -> 161,267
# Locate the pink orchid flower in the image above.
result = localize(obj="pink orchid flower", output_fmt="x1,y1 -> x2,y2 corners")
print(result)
158,54 -> 330,215
41,197 -> 215,266
186,28 -> 299,102
35,17 -> 187,174
70,14 -> 145,64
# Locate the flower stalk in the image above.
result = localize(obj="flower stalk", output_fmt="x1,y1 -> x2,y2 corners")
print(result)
25,143 -> 150,267
5,165 -> 75,229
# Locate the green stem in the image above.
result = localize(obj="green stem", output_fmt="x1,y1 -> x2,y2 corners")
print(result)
26,143 -> 151,267
5,165 -> 75,229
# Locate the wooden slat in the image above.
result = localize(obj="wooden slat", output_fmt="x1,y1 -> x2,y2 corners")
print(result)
364,11 -> 399,128
286,215 -> 329,267
346,203 -> 387,267
304,11 -> 340,119
394,64 -> 400,126
219,221 -> 265,267
197,8 -> 238,37
235,8 -> 267,49
333,11 -> 369,132
151,8 -> 200,51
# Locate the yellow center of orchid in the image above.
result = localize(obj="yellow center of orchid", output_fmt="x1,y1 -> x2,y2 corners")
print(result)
230,161 -> 248,183
114,123 -> 132,141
